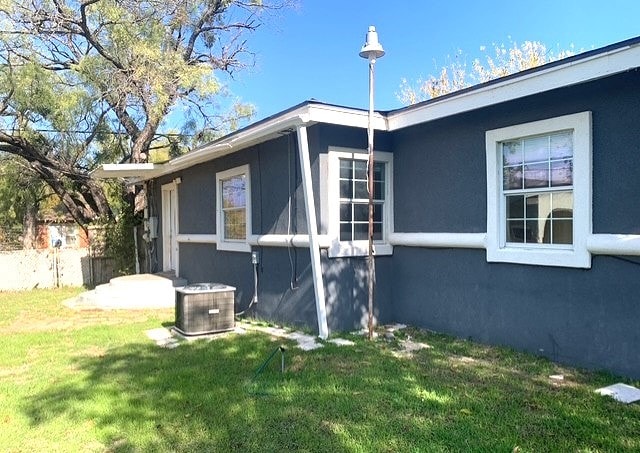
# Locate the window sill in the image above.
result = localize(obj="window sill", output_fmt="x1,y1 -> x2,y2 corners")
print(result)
328,241 -> 393,258
216,241 -> 251,253
487,245 -> 590,268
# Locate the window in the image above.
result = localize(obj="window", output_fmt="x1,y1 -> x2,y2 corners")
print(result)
216,165 -> 251,252
327,148 -> 393,257
486,112 -> 592,268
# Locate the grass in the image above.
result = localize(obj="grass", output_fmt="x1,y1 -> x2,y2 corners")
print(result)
1,288 -> 639,452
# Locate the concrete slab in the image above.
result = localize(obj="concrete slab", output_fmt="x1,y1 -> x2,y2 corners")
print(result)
595,383 -> 640,403
65,273 -> 186,310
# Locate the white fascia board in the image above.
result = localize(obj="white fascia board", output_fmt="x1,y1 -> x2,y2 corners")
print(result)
307,104 -> 388,131
387,43 -> 640,131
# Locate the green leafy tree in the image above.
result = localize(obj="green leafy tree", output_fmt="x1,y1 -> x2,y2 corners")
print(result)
398,40 -> 576,104
0,155 -> 49,248
0,0 -> 284,228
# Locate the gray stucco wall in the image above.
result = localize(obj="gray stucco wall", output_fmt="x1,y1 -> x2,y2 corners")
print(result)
149,70 -> 639,377
151,125 -> 394,333
390,70 -> 640,378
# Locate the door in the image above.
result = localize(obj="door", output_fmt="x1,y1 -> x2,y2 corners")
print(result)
161,182 -> 179,276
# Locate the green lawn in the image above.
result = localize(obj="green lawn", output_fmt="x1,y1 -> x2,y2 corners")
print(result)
1,288 -> 638,452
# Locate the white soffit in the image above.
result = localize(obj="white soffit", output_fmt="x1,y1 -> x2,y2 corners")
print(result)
307,103 -> 387,130
92,163 -> 160,179
387,42 -> 640,131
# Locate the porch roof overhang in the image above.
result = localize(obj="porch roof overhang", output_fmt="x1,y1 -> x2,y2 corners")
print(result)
92,163 -> 162,181
91,102 -> 387,182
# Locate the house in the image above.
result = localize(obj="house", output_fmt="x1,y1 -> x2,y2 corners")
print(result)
95,36 -> 640,378
36,220 -> 89,250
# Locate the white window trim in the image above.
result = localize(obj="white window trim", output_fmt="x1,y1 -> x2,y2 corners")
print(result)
327,147 -> 394,258
486,111 -> 592,268
216,164 -> 252,253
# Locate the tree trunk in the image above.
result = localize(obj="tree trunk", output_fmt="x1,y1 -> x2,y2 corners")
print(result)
22,201 -> 38,249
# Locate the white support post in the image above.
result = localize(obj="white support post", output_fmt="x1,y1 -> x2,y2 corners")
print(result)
296,125 -> 329,339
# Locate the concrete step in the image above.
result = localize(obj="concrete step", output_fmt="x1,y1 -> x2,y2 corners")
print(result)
66,273 -> 187,310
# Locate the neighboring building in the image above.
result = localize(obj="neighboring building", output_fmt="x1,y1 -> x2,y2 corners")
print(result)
95,36 -> 640,378
36,220 -> 88,249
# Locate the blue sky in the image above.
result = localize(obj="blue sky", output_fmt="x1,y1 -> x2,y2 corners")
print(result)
223,0 -> 640,121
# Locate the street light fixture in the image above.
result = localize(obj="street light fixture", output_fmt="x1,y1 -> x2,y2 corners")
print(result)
359,26 -> 384,340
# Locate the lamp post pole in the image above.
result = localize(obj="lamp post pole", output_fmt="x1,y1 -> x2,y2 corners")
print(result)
359,26 -> 385,341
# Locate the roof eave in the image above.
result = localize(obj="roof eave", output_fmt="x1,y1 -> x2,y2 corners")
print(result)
92,102 -> 387,181
387,39 -> 640,130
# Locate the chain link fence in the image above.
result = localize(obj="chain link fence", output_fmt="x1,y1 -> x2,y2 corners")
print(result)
0,225 -> 23,251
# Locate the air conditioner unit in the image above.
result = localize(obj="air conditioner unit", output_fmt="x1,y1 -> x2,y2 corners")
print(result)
174,283 -> 236,336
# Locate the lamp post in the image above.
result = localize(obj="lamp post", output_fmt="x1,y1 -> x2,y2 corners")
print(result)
359,26 -> 385,340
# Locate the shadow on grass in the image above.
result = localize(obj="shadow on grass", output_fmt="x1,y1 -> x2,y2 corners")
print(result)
22,330 -> 640,452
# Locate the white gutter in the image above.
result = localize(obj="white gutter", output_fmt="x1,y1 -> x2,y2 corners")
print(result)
296,123 -> 329,339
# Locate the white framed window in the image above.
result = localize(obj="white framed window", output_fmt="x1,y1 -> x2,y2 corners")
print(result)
486,111 -> 592,268
216,164 -> 251,252
327,147 -> 393,258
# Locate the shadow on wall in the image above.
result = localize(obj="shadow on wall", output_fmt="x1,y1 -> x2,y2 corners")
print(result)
323,255 -> 370,332
253,257 -> 317,330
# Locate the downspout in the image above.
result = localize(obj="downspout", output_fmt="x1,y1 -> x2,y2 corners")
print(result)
296,124 -> 329,339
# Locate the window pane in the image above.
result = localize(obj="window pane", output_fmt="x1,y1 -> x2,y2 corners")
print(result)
503,166 -> 523,190
354,160 -> 367,180
502,141 -> 523,165
374,180 -> 385,200
339,159 -> 352,179
551,192 -> 573,216
354,181 -> 368,199
353,203 -> 368,221
551,159 -> 573,187
224,209 -> 246,240
373,203 -> 383,222
524,163 -> 549,188
339,180 -> 352,198
340,203 -> 351,222
552,219 -> 573,244
524,135 -> 549,163
550,132 -> 573,159
353,223 -> 368,240
525,220 -> 541,243
373,222 -> 383,241
526,193 -> 550,219
506,195 -> 524,219
222,175 -> 245,209
373,162 -> 385,181
340,223 -> 351,241
507,220 -> 525,243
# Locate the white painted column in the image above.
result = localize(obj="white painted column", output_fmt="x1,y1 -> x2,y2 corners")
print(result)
296,125 -> 329,339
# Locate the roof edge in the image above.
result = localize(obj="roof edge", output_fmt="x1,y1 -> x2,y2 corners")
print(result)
387,35 -> 640,130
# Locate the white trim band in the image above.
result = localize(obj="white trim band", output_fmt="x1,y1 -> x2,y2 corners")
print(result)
176,233 -> 332,248
177,234 -> 218,244
248,234 -> 331,248
587,234 -> 640,256
389,232 -> 486,249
